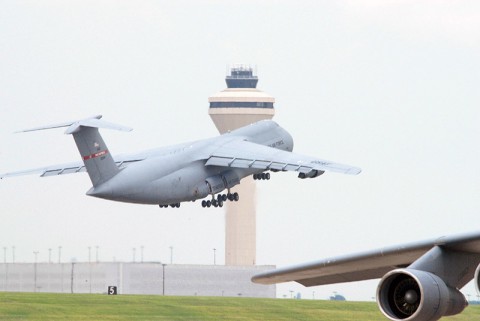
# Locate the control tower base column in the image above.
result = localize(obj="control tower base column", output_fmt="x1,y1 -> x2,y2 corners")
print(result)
225,177 -> 256,266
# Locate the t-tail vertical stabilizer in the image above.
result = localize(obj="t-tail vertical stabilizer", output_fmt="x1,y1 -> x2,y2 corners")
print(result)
18,115 -> 132,186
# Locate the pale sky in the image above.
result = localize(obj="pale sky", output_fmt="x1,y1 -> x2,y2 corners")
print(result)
1,1 -> 480,301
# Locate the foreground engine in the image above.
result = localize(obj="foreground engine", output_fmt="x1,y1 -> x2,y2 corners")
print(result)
475,264 -> 480,296
377,269 -> 467,321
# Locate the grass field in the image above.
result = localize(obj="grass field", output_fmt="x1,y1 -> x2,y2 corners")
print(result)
0,292 -> 479,321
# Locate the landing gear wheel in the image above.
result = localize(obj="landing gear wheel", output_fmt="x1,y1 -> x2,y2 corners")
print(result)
202,200 -> 207,208
227,193 -> 234,201
233,192 -> 239,202
212,199 -> 218,207
206,200 -> 211,208
222,194 -> 227,202
218,200 -> 223,207
266,173 -> 270,180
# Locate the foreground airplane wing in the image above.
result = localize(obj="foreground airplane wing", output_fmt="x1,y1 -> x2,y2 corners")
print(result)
252,233 -> 480,286
252,232 -> 480,321
253,242 -> 430,286
206,139 -> 361,176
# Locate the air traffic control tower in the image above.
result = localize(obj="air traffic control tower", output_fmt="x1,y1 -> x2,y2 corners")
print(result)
209,64 -> 275,265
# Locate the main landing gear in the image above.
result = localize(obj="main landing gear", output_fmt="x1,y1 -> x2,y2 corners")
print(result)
159,203 -> 180,208
253,173 -> 270,180
201,192 -> 239,208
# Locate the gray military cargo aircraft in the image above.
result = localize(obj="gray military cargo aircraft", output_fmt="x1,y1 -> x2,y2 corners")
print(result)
252,231 -> 480,321
0,115 -> 361,208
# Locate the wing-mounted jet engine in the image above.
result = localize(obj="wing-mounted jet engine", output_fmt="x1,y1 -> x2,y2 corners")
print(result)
298,169 -> 325,179
377,269 -> 467,320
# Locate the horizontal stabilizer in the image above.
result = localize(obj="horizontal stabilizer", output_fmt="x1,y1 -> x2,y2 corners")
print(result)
65,117 -> 132,134
17,115 -> 132,135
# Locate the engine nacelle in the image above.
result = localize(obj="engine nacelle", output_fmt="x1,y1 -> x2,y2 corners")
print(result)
298,169 -> 325,179
222,171 -> 240,189
377,269 -> 467,321
205,175 -> 226,195
193,171 -> 241,199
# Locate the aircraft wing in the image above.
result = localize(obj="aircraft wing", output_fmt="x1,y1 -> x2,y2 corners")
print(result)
0,154 -> 144,179
252,232 -> 480,287
205,139 -> 361,176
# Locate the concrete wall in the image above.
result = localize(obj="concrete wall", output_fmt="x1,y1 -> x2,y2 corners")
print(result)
0,263 -> 275,298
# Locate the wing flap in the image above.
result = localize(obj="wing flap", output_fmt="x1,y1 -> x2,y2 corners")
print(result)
269,162 -> 288,171
230,159 -> 252,168
1,157 -> 143,179
42,169 -> 63,177
250,160 -> 274,169
206,139 -> 361,175
60,167 -> 86,175
205,155 -> 314,173
41,166 -> 86,177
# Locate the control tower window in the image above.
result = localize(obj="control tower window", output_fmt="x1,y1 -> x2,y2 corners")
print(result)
209,102 -> 274,108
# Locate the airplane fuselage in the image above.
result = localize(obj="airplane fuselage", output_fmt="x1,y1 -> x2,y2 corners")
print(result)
87,120 -> 294,205
2,116 -> 359,208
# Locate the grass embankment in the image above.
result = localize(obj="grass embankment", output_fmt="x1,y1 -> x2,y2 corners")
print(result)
0,292 -> 478,320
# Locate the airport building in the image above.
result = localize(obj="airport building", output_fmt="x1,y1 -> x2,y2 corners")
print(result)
209,65 -> 275,266
0,263 -> 275,298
